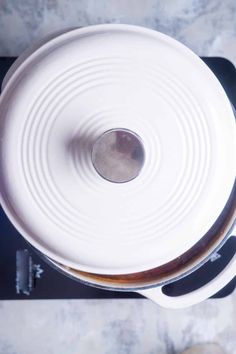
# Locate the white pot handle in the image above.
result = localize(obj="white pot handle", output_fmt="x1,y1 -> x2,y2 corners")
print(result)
138,226 -> 236,309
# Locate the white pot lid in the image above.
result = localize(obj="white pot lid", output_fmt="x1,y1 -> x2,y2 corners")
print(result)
0,24 -> 235,275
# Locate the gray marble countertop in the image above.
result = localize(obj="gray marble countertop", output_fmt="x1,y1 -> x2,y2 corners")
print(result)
0,295 -> 236,354
0,1 -> 236,353
1,0 -> 236,65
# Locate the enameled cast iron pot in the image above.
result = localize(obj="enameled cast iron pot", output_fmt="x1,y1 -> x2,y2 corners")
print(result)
0,25 -> 235,308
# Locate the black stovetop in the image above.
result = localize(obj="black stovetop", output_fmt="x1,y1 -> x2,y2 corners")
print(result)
0,57 -> 235,300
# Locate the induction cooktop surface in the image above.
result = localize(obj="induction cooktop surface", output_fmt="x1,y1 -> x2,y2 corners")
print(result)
0,56 -> 235,300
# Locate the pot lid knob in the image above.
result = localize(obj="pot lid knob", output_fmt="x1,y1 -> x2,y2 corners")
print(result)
91,128 -> 145,183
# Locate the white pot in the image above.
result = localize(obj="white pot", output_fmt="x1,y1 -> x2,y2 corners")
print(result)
0,25 -> 235,308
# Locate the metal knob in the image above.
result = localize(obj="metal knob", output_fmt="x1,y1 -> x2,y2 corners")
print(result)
92,128 -> 145,183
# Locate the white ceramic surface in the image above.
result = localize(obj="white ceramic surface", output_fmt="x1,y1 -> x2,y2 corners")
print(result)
140,225 -> 236,308
0,25 -> 235,275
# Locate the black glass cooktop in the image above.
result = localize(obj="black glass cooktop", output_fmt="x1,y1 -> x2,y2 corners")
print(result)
0,57 -> 235,300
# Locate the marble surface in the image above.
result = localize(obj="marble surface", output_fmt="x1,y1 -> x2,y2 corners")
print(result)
0,1 -> 236,354
0,295 -> 236,354
0,0 -> 236,65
